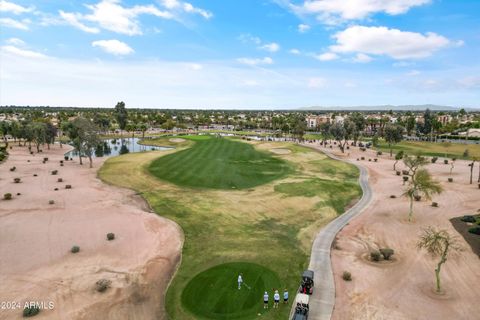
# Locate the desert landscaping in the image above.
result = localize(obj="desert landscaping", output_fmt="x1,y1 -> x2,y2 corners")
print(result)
305,142 -> 480,320
0,144 -> 182,319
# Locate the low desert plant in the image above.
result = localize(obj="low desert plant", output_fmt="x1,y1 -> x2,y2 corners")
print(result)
379,248 -> 394,260
370,251 -> 382,262
444,159 -> 449,164
65,185 -> 72,189
461,215 -> 476,223
374,158 -> 378,162
57,178 -> 63,182
22,306 -> 40,317
431,157 -> 438,163
95,279 -> 112,292
414,195 -> 422,201
16,192 -> 21,196
403,176 -> 409,182
368,159 -> 371,162
107,233 -> 115,241
49,200 -> 55,205
360,147 -> 366,152
51,170 -> 58,175
60,160 -> 64,164
396,171 -> 401,176
10,166 -> 16,172
54,188 -> 58,191
33,174 -> 37,177
448,178 -> 453,183
402,170 -> 409,175
377,151 -> 383,156
64,156 -> 69,161
432,202 -> 439,207
3,193 -> 12,200
71,245 -> 80,253
390,195 -> 396,198
468,227 -> 480,235
14,177 -> 21,183
342,271 -> 352,281
361,156 -> 365,160
43,157 -> 48,162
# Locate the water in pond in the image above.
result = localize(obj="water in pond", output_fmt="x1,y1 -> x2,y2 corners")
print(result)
64,138 -> 173,158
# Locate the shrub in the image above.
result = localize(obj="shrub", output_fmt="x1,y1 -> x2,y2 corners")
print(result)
16,192 -> 21,196
390,195 -> 396,198
60,160 -> 64,164
10,166 -> 16,172
396,171 -> 401,176
3,193 -> 12,200
379,248 -> 394,260
342,271 -> 352,281
57,178 -> 63,182
23,306 -> 40,317
431,157 -> 438,163
361,157 -> 365,160
65,185 -> 72,189
368,159 -> 371,162
54,188 -> 58,191
403,176 -> 409,182
49,200 -> 54,205
60,163 -> 64,166
33,174 -> 37,177
402,170 -> 409,175
444,159 -> 449,164
448,178 -> 453,183
468,227 -> 480,235
414,195 -> 421,201
374,158 -> 378,162
71,245 -> 80,253
64,156 -> 69,161
51,170 -> 58,175
432,202 -> 438,207
461,215 -> 476,223
107,233 -> 115,241
463,149 -> 469,158
360,147 -> 366,152
370,251 -> 382,262
377,151 -> 383,156
43,157 -> 48,162
14,178 -> 21,183
95,279 -> 112,292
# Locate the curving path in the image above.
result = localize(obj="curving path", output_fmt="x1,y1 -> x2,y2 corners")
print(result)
296,144 -> 373,320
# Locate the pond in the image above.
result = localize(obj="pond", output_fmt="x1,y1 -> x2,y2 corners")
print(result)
64,137 -> 173,158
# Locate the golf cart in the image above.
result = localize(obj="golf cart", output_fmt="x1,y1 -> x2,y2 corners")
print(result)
291,293 -> 309,320
299,270 -> 314,295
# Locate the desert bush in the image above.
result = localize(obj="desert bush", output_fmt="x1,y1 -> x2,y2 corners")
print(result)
432,202 -> 438,207
51,170 -> 58,175
403,176 -> 409,182
65,185 -> 72,189
379,248 -> 394,260
57,178 -> 63,182
361,157 -> 365,160
33,174 -> 37,177
368,159 -> 371,162
396,171 -> 401,176
3,193 -> 12,200
461,215 -> 476,223
342,271 -> 352,281
43,157 -> 48,162
356,158 -> 359,161
22,306 -> 40,317
370,251 -> 382,262
444,159 -> 449,164
468,227 -> 480,235
374,158 -> 378,162
14,178 -> 21,183
107,233 -> 115,241
16,192 -> 21,196
71,245 -> 80,253
390,195 -> 396,198
49,200 -> 54,205
60,163 -> 64,166
463,149 -> 469,158
414,195 -> 421,201
402,170 -> 409,175
64,156 -> 69,161
360,147 -> 366,152
60,160 -> 64,164
448,178 -> 453,183
95,279 -> 112,292
54,188 -> 58,191
377,151 -> 383,156
431,157 -> 438,163
10,166 -> 16,172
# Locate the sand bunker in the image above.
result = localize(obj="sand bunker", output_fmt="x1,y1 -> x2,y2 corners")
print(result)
0,145 -> 182,320
169,138 -> 186,143
270,148 -> 292,155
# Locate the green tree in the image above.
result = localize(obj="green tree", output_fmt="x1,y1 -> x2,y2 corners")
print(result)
29,122 -> 47,153
404,168 -> 442,222
406,116 -> 416,136
393,150 -> 404,171
384,124 -> 404,156
137,123 -> 148,138
417,227 -> 461,293
65,118 -> 100,167
114,101 -> 128,136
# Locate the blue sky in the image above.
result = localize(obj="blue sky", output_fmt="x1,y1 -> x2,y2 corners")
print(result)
0,0 -> 479,109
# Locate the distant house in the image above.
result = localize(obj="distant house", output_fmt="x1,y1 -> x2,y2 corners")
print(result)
467,128 -> 480,138
306,115 -> 330,129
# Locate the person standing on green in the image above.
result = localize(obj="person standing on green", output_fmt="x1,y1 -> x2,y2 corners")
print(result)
263,291 -> 269,309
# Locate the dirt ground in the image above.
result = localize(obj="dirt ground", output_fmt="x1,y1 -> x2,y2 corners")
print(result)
169,138 -> 186,143
0,144 -> 182,320
307,142 -> 480,320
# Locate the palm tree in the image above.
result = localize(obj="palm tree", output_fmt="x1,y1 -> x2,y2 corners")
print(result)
404,169 -> 442,222
417,227 -> 461,293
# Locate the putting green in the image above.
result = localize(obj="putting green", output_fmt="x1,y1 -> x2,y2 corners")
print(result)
182,262 -> 282,319
148,136 -> 292,190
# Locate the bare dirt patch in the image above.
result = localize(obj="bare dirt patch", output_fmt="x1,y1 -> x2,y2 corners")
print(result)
270,148 -> 292,155
169,138 -> 186,143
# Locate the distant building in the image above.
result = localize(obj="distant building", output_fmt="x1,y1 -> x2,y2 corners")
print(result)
437,115 -> 452,125
306,115 -> 330,128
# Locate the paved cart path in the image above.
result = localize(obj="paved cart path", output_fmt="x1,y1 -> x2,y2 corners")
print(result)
296,144 -> 373,320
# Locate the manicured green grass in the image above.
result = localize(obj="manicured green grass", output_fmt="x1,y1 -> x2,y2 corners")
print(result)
148,136 -> 292,189
182,262 -> 281,319
374,140 -> 480,160
99,140 -> 361,320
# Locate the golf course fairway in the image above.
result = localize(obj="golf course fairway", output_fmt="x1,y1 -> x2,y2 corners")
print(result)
182,262 -> 281,319
99,136 -> 361,319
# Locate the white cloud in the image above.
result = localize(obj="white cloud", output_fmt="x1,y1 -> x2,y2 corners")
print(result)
292,0 -> 430,24
0,17 -> 29,30
59,10 -> 100,34
238,33 -> 262,45
0,0 -> 33,14
1,45 -> 47,59
315,52 -> 338,61
237,57 -> 274,66
160,0 -> 212,19
289,49 -> 301,55
5,37 -> 25,46
406,70 -> 420,76
330,26 -> 452,59
353,53 -> 372,63
308,77 -> 327,88
457,76 -> 480,89
260,42 -> 280,52
92,39 -> 134,55
298,23 -> 310,33
187,63 -> 203,70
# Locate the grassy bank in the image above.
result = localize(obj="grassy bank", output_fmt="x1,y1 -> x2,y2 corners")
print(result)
374,140 -> 480,159
98,137 -> 361,320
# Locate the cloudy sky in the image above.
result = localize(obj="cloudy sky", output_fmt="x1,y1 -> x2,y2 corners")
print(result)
0,0 -> 479,109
